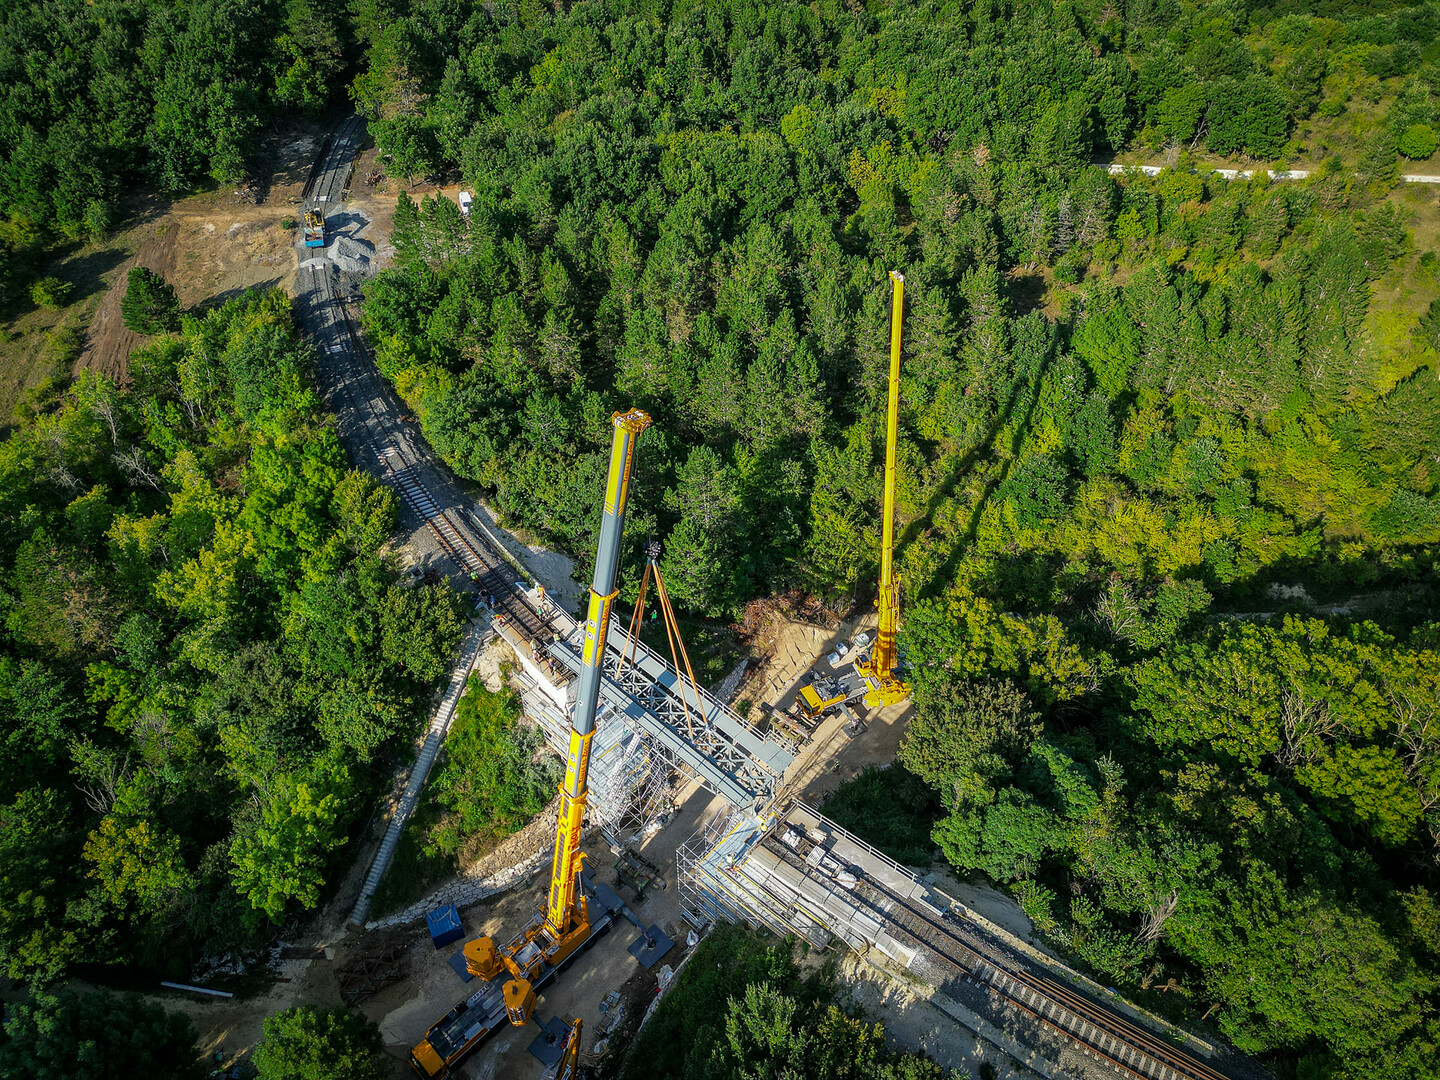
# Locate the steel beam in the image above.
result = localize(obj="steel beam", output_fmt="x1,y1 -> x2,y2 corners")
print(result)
549,620 -> 793,807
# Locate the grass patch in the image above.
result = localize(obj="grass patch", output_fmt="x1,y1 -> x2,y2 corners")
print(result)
0,235 -> 133,432
371,678 -> 560,916
370,801 -> 456,915
820,765 -> 942,867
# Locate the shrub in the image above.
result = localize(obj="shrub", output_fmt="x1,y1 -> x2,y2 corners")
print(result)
1398,124 -> 1438,161
30,276 -> 71,309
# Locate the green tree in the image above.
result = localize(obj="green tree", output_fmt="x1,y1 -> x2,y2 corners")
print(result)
121,267 -> 181,335
1398,124 -> 1438,161
30,276 -> 71,309
1072,308 -> 1138,396
83,817 -> 194,915
0,788 -> 82,981
0,991 -> 202,1080
230,763 -> 351,922
901,679 -> 1043,810
254,1006 -> 387,1080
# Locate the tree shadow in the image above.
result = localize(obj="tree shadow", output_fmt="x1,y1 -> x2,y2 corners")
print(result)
192,278 -> 283,316
1004,268 -> 1048,319
56,245 -> 132,301
115,185 -> 179,231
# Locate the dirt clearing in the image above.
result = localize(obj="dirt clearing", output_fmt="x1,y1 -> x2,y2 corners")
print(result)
71,121 -> 327,386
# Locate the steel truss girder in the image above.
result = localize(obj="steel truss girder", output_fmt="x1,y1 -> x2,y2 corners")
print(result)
550,619 -> 793,807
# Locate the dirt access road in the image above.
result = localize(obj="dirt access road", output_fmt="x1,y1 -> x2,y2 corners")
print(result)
71,120 -> 465,387
73,122 -> 326,384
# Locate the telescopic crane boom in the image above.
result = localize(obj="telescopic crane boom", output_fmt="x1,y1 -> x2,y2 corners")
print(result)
465,409 -> 651,1024
855,272 -> 910,709
410,410 -> 649,1079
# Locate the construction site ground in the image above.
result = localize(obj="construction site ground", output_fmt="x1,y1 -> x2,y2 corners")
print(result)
8,117 -> 473,408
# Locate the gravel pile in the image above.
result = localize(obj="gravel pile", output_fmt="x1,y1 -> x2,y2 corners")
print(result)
327,234 -> 375,275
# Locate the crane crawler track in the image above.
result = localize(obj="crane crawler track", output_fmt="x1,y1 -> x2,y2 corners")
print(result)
760,832 -> 1231,1080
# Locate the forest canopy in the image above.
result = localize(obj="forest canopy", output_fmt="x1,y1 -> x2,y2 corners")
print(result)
0,289 -> 463,980
0,0 -> 350,241
0,2 -> 1437,1078
348,2 -> 1440,1078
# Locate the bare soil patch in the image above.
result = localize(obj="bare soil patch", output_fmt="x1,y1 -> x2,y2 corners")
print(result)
75,221 -> 178,384
71,120 -> 327,386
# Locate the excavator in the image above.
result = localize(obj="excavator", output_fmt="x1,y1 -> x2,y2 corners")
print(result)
797,271 -> 911,722
409,410 -> 650,1080
302,206 -> 325,248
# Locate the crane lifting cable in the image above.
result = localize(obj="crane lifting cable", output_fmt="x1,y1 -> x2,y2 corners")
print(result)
623,540 -> 705,740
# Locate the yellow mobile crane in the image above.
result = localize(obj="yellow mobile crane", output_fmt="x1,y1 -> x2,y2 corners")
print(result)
410,410 -> 650,1080
547,1018 -> 584,1080
853,272 -> 911,709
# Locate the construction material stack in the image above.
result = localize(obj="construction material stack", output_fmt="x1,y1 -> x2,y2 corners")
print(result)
409,410 -> 650,1080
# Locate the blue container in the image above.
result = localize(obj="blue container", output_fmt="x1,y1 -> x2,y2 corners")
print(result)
426,904 -> 464,949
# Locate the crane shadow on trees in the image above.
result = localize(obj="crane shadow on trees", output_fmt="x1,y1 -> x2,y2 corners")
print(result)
901,348 -> 1058,601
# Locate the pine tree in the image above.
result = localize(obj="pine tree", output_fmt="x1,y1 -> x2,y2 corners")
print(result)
120,267 -> 180,335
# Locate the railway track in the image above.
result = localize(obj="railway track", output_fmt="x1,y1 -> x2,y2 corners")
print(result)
762,832 -> 1232,1080
305,114 -> 364,205
296,114 -> 568,926
297,118 -> 553,649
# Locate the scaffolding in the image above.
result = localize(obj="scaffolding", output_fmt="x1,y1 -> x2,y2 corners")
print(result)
676,806 -> 773,934
519,677 -> 674,843
677,803 -> 933,955
549,618 -> 792,806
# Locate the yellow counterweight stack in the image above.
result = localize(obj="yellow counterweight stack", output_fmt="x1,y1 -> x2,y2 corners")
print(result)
856,272 -> 911,709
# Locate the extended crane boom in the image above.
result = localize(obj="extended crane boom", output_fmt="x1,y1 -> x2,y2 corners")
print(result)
545,408 -> 650,944
855,272 -> 910,709
471,409 -> 650,1025
411,410 -> 649,1078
